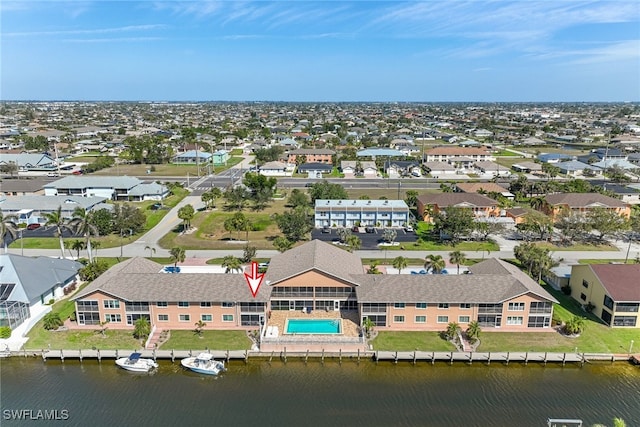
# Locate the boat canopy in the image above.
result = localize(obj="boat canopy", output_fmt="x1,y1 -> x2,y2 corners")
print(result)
128,353 -> 142,361
195,353 -> 214,361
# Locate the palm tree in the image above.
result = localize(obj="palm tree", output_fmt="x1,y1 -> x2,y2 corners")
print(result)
43,206 -> 72,259
169,246 -> 186,269
449,250 -> 466,275
194,320 -> 206,337
564,316 -> 586,336
362,317 -> 374,339
367,261 -> 382,274
144,245 -> 156,258
90,240 -> 101,260
222,255 -> 242,273
336,227 -> 351,244
345,234 -> 361,252
43,312 -> 63,330
466,321 -> 481,343
445,321 -> 461,341
69,207 -> 99,263
133,316 -> 151,340
0,212 -> 18,243
382,228 -> 397,244
392,256 -> 408,274
424,254 -> 446,274
70,239 -> 86,259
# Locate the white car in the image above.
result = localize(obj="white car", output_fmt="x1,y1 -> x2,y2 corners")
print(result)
404,226 -> 414,232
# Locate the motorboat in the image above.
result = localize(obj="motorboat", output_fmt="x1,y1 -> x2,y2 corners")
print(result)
115,352 -> 158,372
181,353 -> 225,375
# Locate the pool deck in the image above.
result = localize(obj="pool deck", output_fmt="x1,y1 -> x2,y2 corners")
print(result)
261,310 -> 367,353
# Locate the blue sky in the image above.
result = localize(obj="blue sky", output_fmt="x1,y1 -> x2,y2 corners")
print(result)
2,1 -> 639,102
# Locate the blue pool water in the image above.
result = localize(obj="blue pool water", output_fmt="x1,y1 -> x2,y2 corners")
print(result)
286,319 -> 341,334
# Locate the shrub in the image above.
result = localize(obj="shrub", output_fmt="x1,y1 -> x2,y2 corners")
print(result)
43,312 -> 63,331
0,326 -> 11,338
48,299 -> 55,305
561,285 -> 572,295
69,312 -> 76,322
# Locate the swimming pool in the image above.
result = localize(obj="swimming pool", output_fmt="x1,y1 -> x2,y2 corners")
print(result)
285,319 -> 342,334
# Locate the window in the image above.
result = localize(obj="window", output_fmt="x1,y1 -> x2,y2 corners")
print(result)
506,316 -> 523,325
222,314 -> 233,322
527,316 -> 550,328
580,293 -> 587,301
438,303 -> 449,309
103,300 -> 120,309
603,295 -> 614,310
613,316 -> 637,327
104,314 -> 121,323
416,303 -> 427,309
77,300 -> 98,311
601,309 -> 612,324
394,302 -> 405,309
179,314 -> 190,322
615,303 -> 639,313
201,314 -> 212,322
178,301 -> 189,308
582,279 -> 589,288
530,302 -> 552,313
393,315 -> 405,323
508,302 -> 525,311
458,316 -> 470,323
437,315 -> 449,323
241,314 -> 260,326
365,315 -> 387,327
158,314 -> 169,322
415,316 -> 426,323
200,302 -> 212,308
156,301 -> 168,308
459,303 -> 471,309
222,302 -> 235,308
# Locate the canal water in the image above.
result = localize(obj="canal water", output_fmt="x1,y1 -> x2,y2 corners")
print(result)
1,358 -> 639,427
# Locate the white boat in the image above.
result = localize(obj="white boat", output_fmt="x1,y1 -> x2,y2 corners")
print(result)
115,352 -> 158,372
181,353 -> 225,375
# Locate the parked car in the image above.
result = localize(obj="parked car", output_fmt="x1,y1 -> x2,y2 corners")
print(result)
46,172 -> 60,177
26,223 -> 41,230
72,170 -> 83,175
352,226 -> 360,232
404,226 -> 414,232
365,227 -> 375,233
321,227 -> 331,234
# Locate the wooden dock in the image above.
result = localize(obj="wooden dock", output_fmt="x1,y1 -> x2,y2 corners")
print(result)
373,351 -> 629,366
38,349 -> 250,363
631,353 -> 640,365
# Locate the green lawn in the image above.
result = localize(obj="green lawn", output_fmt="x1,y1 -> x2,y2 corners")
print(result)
26,329 -> 142,351
578,259 -> 636,264
160,330 -> 252,350
371,331 -> 456,351
534,242 -> 617,252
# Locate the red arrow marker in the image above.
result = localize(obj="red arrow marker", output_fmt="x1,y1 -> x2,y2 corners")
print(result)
244,261 -> 265,298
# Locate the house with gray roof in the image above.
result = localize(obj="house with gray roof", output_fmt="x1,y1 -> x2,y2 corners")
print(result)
556,160 -> 602,178
0,195 -> 109,225
0,254 -> 82,333
0,153 -> 57,172
44,176 -> 168,201
71,240 -> 557,338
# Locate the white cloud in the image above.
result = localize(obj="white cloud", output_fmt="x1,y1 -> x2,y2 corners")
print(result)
5,24 -> 169,38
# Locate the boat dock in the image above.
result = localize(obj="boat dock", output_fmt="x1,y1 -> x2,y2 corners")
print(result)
6,348 -> 634,366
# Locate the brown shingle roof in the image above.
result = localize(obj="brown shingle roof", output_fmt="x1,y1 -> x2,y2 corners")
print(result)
74,257 -> 269,302
544,193 -> 628,208
455,182 -> 508,194
589,264 -> 640,301
265,240 -> 364,286
417,193 -> 497,208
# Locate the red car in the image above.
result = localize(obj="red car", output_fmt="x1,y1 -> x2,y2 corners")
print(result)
26,223 -> 41,230
72,170 -> 83,175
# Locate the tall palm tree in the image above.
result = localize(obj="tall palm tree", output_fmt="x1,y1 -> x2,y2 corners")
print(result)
69,207 -> 99,263
392,256 -> 408,274
449,250 -> 466,275
424,254 -> 445,274
169,246 -> 186,269
0,212 -> 18,244
144,245 -> 156,258
466,321 -> 481,343
43,206 -> 72,259
345,234 -> 361,252
70,239 -> 86,259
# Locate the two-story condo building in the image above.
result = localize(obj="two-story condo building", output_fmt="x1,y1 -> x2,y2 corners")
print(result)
287,149 -> 335,164
417,193 -> 500,223
541,193 -> 631,221
568,264 -> 640,328
314,199 -> 410,228
424,147 -> 495,163
72,240 -> 558,347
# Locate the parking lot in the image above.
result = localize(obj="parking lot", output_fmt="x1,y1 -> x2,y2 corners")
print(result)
310,227 -> 417,250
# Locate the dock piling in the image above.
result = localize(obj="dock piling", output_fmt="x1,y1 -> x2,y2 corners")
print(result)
171,349 -> 175,363
394,351 -> 398,364
226,350 -> 230,364
115,349 -> 119,359
505,352 -> 510,365
413,351 -> 417,365
79,349 -> 82,363
524,352 -> 528,365
375,351 -> 378,364
189,349 -> 192,357
357,349 -> 360,363
339,349 -> 342,364
97,349 -> 101,363
449,351 -> 453,365
244,350 -> 249,364
321,349 -> 325,364
544,352 -> 548,365
152,348 -> 156,362
42,350 -> 46,362
305,349 -> 309,364
487,351 -> 491,365
283,347 -> 287,363
562,353 -> 566,366
269,351 -> 274,363
60,349 -> 64,363
431,351 -> 435,365
468,351 -> 473,365
580,353 -> 585,367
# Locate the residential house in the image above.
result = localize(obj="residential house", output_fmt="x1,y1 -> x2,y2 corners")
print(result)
171,150 -> 212,164
568,264 -> 640,328
541,193 -> 631,220
454,182 -> 514,200
297,163 -> 333,178
0,195 -> 109,225
537,153 -> 574,164
473,161 -> 511,178
212,150 -> 230,165
0,254 -> 82,333
258,161 -> 293,177
384,160 -> 421,177
0,179 -> 46,197
0,153 -> 57,172
314,199 -> 409,228
417,193 -> 500,223
422,161 -> 457,178
556,160 -> 602,178
511,162 -> 543,174
287,149 -> 335,164
44,176 -> 169,201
